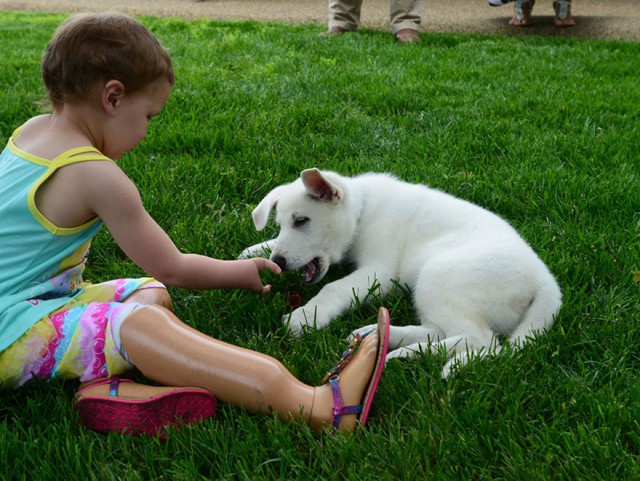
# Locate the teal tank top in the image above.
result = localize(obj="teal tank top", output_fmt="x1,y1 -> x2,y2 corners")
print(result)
0,128 -> 113,352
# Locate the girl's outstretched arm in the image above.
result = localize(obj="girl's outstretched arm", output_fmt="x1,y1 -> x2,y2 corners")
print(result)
79,160 -> 280,292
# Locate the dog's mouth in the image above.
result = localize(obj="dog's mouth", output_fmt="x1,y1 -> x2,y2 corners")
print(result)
302,258 -> 323,284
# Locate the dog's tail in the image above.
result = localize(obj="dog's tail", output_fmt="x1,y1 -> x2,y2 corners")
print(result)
509,279 -> 562,347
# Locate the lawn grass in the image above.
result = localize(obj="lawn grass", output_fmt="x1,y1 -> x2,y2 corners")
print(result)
1,11 -> 639,481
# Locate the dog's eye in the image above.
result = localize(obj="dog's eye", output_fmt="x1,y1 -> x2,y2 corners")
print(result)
293,217 -> 310,228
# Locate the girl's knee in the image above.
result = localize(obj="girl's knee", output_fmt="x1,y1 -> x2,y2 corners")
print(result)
126,287 -> 172,309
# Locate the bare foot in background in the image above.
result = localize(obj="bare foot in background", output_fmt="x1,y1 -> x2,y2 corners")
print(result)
509,0 -> 535,26
554,0 -> 575,27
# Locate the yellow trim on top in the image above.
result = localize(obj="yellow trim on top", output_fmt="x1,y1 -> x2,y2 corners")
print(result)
7,135 -> 50,166
8,136 -> 115,236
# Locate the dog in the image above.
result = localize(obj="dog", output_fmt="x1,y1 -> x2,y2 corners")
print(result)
240,168 -> 562,377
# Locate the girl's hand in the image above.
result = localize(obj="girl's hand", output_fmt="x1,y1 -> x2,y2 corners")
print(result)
248,258 -> 282,294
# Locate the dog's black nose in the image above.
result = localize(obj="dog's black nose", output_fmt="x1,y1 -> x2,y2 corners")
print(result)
272,255 -> 287,270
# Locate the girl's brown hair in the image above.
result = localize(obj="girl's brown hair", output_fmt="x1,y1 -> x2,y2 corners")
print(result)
41,12 -> 175,106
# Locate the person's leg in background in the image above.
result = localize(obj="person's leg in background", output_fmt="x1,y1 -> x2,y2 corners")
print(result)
390,0 -> 421,43
553,0 -> 575,27
323,0 -> 363,35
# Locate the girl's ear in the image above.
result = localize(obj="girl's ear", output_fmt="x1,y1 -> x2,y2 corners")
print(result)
102,80 -> 125,116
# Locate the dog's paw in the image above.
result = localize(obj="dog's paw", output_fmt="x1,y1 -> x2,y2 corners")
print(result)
441,353 -> 469,379
385,346 -> 420,362
348,324 -> 377,342
283,307 -> 316,337
284,305 -> 333,336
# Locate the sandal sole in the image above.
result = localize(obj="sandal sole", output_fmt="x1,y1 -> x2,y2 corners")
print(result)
76,389 -> 217,436
358,306 -> 390,426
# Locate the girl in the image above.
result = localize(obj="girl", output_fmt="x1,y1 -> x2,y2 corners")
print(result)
0,12 -> 389,435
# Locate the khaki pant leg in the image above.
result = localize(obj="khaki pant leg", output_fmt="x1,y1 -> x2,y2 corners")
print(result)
328,0 -> 363,30
389,0 -> 422,33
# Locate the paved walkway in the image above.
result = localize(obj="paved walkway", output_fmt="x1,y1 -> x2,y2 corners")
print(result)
0,0 -> 637,41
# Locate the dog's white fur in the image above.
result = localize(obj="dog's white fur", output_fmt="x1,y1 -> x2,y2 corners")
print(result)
240,168 -> 562,377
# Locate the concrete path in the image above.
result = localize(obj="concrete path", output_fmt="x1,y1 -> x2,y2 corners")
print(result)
0,0 -> 637,41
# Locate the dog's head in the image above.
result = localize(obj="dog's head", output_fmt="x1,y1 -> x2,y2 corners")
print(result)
251,168 -> 356,283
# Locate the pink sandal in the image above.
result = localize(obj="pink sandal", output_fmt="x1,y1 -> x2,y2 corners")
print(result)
323,307 -> 390,429
74,378 -> 217,436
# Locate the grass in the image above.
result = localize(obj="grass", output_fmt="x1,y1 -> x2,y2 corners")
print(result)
1,10 -> 639,481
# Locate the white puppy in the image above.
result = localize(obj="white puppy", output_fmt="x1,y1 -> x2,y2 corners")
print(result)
240,168 -> 562,377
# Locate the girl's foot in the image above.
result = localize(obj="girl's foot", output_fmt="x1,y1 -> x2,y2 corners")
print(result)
554,0 -> 575,27
310,308 -> 389,432
510,0 -> 535,26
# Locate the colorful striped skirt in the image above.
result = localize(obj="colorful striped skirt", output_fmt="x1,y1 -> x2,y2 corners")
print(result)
0,278 -> 164,390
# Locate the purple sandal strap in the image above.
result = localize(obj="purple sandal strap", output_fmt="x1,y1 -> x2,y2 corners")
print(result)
109,378 -> 120,397
106,377 -> 135,397
75,377 -> 136,398
329,376 -> 362,428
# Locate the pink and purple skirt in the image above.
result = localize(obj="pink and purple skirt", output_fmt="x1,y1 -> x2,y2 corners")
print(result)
0,278 -> 164,390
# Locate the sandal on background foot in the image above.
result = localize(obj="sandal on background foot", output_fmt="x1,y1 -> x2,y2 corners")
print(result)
323,307 -> 390,429
74,378 -> 217,436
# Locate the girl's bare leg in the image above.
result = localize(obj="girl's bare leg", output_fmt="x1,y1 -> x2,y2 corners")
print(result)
117,305 -> 379,431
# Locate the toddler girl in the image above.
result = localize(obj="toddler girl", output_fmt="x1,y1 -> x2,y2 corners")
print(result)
0,12 -> 389,435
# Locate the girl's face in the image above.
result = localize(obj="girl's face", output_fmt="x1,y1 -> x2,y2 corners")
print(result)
103,77 -> 171,159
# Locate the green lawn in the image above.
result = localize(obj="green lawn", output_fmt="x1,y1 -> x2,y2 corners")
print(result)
1,11 -> 639,481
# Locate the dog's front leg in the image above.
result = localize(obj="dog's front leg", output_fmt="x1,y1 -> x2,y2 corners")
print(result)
285,266 -> 394,336
238,239 -> 277,260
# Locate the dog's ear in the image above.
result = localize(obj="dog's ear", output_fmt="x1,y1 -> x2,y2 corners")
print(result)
252,185 -> 286,231
301,168 -> 342,203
